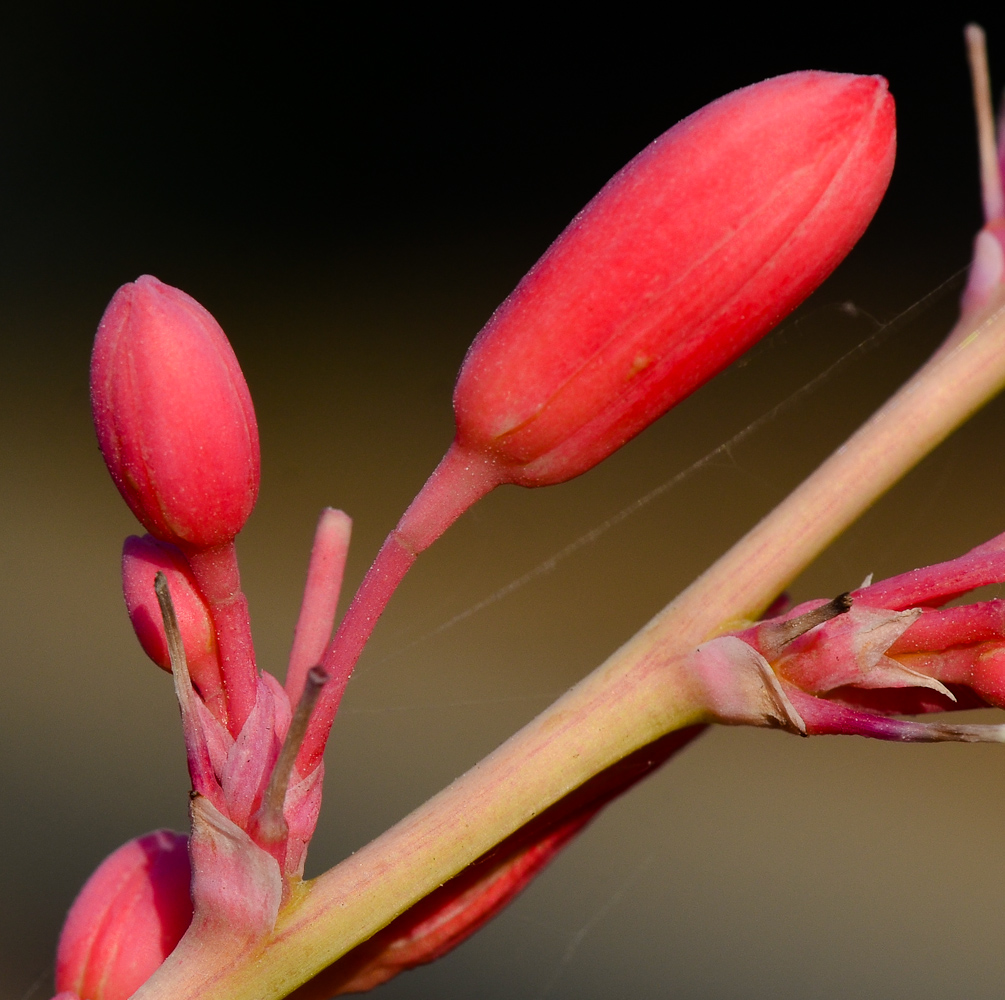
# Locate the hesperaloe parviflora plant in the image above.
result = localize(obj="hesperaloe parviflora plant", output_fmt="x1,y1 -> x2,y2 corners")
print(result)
47,32 -> 1005,1000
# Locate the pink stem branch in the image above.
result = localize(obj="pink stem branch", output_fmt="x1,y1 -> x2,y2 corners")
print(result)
295,443 -> 502,775
286,509 -> 352,707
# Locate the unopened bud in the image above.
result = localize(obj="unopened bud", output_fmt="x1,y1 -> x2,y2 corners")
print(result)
91,275 -> 260,549
56,830 -> 193,1000
453,71 -> 896,487
122,535 -> 225,717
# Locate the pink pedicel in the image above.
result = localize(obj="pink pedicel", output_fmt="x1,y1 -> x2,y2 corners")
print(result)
695,531 -> 1005,742
285,508 -> 352,707
297,69 -> 898,776
90,274 -> 260,551
55,831 -> 193,1000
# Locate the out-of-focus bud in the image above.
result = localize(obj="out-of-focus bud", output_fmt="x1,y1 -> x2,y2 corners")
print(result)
90,275 -> 260,550
122,534 -> 226,718
289,729 -> 702,997
56,830 -> 193,1000
452,71 -> 896,488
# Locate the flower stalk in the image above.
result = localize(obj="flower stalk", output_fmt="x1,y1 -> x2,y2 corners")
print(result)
56,44 -> 1005,1000
130,225 -> 1005,1000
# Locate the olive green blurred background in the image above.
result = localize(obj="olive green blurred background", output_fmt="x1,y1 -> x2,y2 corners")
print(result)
5,9 -> 1005,1000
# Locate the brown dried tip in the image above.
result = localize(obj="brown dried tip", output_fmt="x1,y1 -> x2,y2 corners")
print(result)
153,570 -> 189,679
255,666 -> 328,845
758,593 -> 852,660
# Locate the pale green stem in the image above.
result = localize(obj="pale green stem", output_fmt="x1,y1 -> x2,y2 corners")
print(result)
134,289 -> 1005,1000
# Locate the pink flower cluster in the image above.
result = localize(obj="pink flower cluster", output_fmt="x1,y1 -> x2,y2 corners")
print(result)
55,70 -> 898,1000
716,532 -> 1005,741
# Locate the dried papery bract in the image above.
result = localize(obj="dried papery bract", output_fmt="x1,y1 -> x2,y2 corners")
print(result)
299,69 -> 897,774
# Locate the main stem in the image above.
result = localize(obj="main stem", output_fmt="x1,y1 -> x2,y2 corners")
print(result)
135,289 -> 1005,1000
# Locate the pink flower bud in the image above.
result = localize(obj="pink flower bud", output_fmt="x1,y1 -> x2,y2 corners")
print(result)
122,534 -> 225,718
302,71 -> 897,774
453,71 -> 896,487
56,830 -> 193,1000
91,275 -> 260,550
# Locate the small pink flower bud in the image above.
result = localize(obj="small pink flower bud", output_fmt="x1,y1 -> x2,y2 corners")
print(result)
452,71 -> 896,487
56,830 -> 193,1000
91,275 -> 260,550
122,534 -> 225,718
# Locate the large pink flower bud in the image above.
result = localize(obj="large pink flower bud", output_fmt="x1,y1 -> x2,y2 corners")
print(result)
56,830 -> 193,1000
91,275 -> 260,550
302,71 -> 898,773
452,70 -> 896,487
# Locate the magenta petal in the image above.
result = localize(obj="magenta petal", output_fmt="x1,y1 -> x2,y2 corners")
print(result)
786,686 -> 1005,742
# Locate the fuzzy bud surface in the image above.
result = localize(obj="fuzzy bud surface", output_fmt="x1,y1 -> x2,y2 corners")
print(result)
91,275 -> 260,549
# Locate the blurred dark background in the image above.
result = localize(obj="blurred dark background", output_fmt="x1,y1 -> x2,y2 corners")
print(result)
5,7 -> 1005,1000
